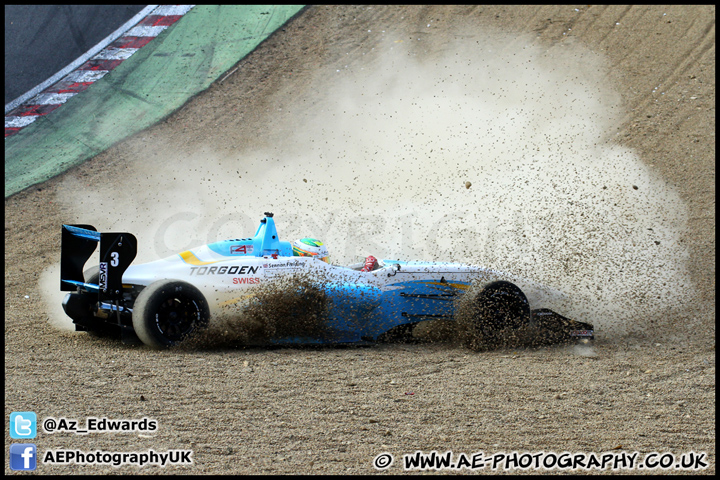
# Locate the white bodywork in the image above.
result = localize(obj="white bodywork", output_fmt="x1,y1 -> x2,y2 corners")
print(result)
122,245 -> 571,316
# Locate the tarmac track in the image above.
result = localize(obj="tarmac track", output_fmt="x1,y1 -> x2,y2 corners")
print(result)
4,5 -> 146,105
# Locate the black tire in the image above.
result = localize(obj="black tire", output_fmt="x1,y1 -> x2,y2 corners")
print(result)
458,281 -> 533,350
476,281 -> 532,330
84,265 -> 99,284
132,280 -> 210,348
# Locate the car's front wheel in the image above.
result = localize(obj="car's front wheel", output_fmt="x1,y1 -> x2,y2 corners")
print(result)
457,280 -> 533,350
132,280 -> 210,348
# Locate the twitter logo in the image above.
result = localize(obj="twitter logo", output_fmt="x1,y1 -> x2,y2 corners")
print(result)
10,412 -> 36,439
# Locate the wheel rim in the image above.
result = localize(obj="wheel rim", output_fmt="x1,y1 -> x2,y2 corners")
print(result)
154,296 -> 201,342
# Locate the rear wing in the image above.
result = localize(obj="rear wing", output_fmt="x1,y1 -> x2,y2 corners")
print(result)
61,225 -> 137,299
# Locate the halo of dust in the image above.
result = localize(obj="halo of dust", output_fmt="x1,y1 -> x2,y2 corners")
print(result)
7,5 -> 714,474
47,26 -> 693,343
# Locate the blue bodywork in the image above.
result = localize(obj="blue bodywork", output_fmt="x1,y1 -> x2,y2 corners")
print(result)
271,279 -> 469,344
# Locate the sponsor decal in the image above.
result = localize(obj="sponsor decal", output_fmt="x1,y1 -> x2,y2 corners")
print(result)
263,260 -> 304,269
99,262 -> 108,291
189,265 -> 260,276
230,244 -> 253,255
233,277 -> 260,284
263,259 -> 306,278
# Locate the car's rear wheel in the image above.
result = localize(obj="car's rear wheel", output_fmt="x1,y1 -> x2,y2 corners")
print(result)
458,281 -> 533,350
79,265 -> 121,339
132,280 -> 210,348
84,265 -> 99,284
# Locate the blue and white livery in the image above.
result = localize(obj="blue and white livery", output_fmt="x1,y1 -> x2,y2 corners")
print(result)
60,212 -> 593,348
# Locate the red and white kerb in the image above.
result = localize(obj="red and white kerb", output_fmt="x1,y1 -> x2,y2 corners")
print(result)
4,5 -> 195,138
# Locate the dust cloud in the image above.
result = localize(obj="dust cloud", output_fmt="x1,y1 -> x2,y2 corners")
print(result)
40,264 -> 75,331
48,28 -> 695,341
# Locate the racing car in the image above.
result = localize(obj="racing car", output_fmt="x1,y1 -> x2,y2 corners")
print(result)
60,212 -> 593,349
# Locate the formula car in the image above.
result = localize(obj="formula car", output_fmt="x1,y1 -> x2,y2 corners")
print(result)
60,212 -> 593,349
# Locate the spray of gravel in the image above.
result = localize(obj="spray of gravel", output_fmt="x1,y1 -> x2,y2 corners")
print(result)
45,28 -> 695,344
179,274 -> 331,350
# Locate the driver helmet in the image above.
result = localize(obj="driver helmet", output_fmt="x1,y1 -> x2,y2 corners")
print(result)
292,238 -> 329,263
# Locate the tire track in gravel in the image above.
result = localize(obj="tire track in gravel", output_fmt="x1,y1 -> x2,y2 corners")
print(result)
616,10 -> 715,122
